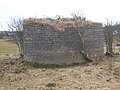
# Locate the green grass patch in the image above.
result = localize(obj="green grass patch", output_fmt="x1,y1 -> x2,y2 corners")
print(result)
14,67 -> 27,74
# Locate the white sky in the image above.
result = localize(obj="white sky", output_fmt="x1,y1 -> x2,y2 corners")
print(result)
0,0 -> 120,30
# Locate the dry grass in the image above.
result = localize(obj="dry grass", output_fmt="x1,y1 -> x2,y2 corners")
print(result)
0,39 -> 19,57
23,17 -> 100,31
0,56 -> 120,90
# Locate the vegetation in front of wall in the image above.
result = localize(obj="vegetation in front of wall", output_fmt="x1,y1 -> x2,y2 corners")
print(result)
22,61 -> 88,69
14,67 -> 26,74
114,52 -> 119,55
9,56 -> 105,70
94,56 -> 105,62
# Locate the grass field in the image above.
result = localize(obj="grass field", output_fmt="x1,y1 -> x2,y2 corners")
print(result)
0,39 -> 19,56
0,39 -> 120,90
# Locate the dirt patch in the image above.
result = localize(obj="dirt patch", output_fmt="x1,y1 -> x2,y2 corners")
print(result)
0,56 -> 120,90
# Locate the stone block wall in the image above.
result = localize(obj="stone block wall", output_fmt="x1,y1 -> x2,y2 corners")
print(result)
82,23 -> 104,58
23,22 -> 104,64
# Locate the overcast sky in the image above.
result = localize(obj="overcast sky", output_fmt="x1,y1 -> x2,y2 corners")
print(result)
0,0 -> 120,30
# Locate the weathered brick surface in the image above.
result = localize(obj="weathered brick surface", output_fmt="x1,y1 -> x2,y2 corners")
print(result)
23,22 -> 104,64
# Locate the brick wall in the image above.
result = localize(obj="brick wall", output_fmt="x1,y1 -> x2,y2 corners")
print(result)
23,22 -> 104,64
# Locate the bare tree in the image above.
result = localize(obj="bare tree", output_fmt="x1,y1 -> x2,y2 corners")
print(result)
72,13 -> 92,62
74,26 -> 93,62
6,17 -> 24,57
104,19 -> 115,56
